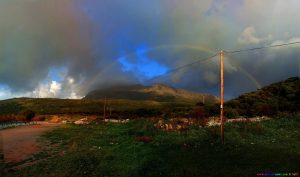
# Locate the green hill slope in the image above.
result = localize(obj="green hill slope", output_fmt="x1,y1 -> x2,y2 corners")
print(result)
225,77 -> 300,117
0,84 -> 219,117
0,97 -> 193,117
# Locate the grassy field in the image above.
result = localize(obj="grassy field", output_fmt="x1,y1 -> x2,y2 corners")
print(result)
2,115 -> 300,177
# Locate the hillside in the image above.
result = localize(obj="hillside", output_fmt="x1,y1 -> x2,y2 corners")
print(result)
84,84 -> 219,105
225,77 -> 300,117
0,97 -> 193,117
0,84 -> 218,118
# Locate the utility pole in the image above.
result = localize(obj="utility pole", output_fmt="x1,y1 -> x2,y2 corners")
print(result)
103,97 -> 107,119
109,106 -> 112,118
220,50 -> 225,143
107,99 -> 112,118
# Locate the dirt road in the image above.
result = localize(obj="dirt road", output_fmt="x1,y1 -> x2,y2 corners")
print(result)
0,123 -> 60,164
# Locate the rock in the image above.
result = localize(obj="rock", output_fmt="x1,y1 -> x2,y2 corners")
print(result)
176,125 -> 182,130
104,119 -> 129,123
74,118 -> 89,125
49,116 -> 61,123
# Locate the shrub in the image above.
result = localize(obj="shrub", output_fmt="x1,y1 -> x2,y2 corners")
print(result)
256,103 -> 273,116
205,104 -> 219,116
191,106 -> 206,119
20,110 -> 35,122
196,102 -> 204,106
198,118 -> 209,127
0,115 -> 15,122
15,115 -> 25,122
32,115 -> 46,121
225,108 -> 239,118
135,108 -> 162,117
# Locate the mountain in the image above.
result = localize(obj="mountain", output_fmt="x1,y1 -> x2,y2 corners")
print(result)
225,77 -> 300,117
84,84 -> 219,105
0,84 -> 218,117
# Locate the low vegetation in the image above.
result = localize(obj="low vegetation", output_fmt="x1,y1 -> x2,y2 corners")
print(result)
0,110 -> 36,123
1,77 -> 298,122
1,77 -> 299,176
2,115 -> 300,177
225,77 -> 300,117
0,98 -> 192,118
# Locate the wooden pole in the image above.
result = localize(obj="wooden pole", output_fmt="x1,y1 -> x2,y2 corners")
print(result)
220,50 -> 225,143
103,97 -> 106,119
109,106 -> 112,117
108,99 -> 111,118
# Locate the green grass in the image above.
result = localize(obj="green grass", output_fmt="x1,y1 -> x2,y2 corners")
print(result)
2,116 -> 300,177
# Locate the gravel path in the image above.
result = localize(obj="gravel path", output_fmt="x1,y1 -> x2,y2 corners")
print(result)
0,123 -> 60,164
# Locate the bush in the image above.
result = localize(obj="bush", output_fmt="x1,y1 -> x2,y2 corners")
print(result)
32,115 -> 46,121
191,106 -> 206,119
205,104 -> 219,116
20,110 -> 35,122
0,115 -> 15,122
225,108 -> 239,118
135,108 -> 162,117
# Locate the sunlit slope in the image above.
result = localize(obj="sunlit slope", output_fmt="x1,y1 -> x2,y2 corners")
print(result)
0,98 -> 195,115
84,84 -> 219,105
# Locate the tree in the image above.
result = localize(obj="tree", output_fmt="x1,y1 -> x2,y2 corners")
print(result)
256,103 -> 273,116
20,110 -> 35,122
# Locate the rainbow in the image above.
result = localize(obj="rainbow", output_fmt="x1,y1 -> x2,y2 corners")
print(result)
78,44 -> 262,93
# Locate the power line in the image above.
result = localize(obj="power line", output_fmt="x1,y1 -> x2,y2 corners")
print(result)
224,41 -> 300,54
148,53 -> 218,81
148,41 -> 300,81
147,40 -> 300,143
166,53 -> 218,73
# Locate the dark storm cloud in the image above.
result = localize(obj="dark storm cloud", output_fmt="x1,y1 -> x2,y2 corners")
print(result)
0,0 -> 299,99
0,0 -> 98,92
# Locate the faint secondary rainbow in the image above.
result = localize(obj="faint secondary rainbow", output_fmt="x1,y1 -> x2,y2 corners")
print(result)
77,44 -> 262,94
225,55 -> 262,89
78,44 -> 215,93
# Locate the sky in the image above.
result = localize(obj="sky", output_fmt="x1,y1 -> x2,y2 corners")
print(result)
0,0 -> 299,100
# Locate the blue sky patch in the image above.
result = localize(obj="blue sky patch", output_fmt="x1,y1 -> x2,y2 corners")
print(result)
48,66 -> 67,82
118,46 -> 169,80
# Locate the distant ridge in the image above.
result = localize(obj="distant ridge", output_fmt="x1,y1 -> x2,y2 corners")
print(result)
84,84 -> 219,105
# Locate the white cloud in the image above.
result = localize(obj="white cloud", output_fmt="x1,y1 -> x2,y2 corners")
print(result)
30,79 -> 81,99
68,92 -> 81,99
238,26 -> 272,44
30,72 -> 85,99
33,81 -> 59,98
49,81 -> 61,95
21,72 -> 84,99
67,77 -> 75,84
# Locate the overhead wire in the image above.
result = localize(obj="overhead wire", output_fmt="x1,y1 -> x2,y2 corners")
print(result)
148,41 -> 300,81
224,41 -> 300,54
148,53 -> 219,81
